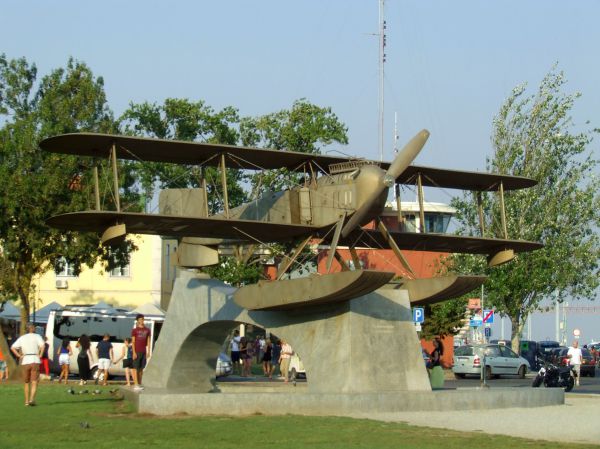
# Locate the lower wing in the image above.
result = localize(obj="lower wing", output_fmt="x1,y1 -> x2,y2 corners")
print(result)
339,229 -> 542,255
46,211 -> 322,243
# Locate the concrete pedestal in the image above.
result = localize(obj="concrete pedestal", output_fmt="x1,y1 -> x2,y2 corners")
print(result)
136,270 -> 564,416
144,270 -> 430,394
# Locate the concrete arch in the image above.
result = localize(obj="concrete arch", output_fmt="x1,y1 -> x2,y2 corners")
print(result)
144,270 -> 431,393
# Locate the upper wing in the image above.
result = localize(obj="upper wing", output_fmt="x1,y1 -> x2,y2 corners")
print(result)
46,211 -> 322,242
339,229 -> 542,255
39,133 -> 352,173
392,165 -> 536,191
40,133 -> 535,191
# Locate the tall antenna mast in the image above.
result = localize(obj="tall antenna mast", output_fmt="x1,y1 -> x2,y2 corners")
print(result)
393,111 -> 399,153
378,0 -> 386,161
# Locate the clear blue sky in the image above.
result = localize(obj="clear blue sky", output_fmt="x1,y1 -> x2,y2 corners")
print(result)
2,0 -> 598,339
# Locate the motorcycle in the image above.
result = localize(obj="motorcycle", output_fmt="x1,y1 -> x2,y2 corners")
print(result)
531,362 -> 575,392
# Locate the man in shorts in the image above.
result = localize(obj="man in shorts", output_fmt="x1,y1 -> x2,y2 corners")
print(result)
568,340 -> 583,386
96,333 -> 114,386
10,323 -> 44,406
230,330 -> 241,375
278,339 -> 294,383
131,314 -> 151,391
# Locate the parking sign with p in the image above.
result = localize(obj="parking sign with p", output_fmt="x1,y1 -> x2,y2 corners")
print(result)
413,307 -> 425,323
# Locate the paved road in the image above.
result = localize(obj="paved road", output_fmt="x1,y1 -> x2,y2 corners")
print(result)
446,372 -> 600,395
358,396 -> 600,445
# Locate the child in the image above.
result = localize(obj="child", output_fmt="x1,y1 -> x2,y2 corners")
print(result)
113,337 -> 134,386
57,338 -> 72,383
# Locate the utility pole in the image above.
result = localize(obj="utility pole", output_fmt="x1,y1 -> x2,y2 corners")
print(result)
555,291 -> 560,342
378,0 -> 386,161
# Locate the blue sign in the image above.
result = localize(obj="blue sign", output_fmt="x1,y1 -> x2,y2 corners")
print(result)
483,309 -> 494,324
484,327 -> 492,337
412,307 -> 425,323
470,315 -> 483,327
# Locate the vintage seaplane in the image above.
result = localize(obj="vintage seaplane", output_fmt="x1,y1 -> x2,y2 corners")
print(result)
41,130 -> 541,310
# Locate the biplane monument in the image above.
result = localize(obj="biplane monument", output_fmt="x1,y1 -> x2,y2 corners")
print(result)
41,130 -> 561,415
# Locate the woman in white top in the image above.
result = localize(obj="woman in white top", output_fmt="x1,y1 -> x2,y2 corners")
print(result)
56,337 -> 73,383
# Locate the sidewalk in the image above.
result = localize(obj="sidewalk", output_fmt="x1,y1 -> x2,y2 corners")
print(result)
354,395 -> 600,445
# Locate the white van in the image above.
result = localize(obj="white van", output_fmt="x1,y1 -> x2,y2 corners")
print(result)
46,305 -> 233,381
46,305 -> 164,382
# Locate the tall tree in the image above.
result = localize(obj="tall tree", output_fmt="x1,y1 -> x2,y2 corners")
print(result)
240,98 -> 349,195
0,56 -> 138,337
119,98 -> 247,213
450,69 -> 599,350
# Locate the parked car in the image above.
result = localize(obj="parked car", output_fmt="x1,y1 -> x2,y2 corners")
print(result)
216,352 -> 233,377
537,340 -> 561,361
546,347 -> 568,365
452,344 -> 530,379
288,353 -> 306,379
556,348 -> 596,377
518,340 -> 540,371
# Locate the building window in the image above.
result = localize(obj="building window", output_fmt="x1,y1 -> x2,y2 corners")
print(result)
56,257 -> 76,277
109,263 -> 130,278
109,252 -> 130,278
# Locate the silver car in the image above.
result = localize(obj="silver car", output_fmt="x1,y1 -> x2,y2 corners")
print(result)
453,344 -> 529,379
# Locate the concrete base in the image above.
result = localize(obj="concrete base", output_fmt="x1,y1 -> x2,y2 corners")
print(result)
143,270 -> 431,394
123,387 -> 564,416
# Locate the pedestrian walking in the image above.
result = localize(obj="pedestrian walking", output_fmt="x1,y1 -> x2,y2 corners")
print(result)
76,334 -> 92,385
230,330 -> 241,375
271,340 -> 281,377
56,337 -> 72,383
279,339 -> 293,383
428,337 -> 445,389
113,337 -> 134,386
96,333 -> 114,386
262,338 -> 273,378
567,340 -> 583,386
40,336 -> 50,378
240,337 -> 254,377
131,314 -> 151,390
10,323 -> 44,406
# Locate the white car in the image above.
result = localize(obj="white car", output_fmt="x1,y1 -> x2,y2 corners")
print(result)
453,344 -> 530,379
216,352 -> 233,377
288,353 -> 306,379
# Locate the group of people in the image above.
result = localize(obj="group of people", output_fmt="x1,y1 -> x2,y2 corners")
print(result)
9,313 -> 152,406
230,330 -> 294,382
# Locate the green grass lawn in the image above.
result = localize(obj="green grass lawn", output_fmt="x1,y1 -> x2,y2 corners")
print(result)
0,382 -> 597,449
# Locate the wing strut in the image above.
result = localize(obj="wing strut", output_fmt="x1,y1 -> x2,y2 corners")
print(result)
326,214 -> 346,273
334,252 -> 350,271
276,235 -> 313,280
477,192 -> 485,236
111,141 -> 120,212
417,173 -> 425,233
220,153 -> 229,218
349,247 -> 361,270
376,219 -> 416,278
93,165 -> 101,211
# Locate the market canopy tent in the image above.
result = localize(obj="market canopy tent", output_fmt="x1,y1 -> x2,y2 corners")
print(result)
30,301 -> 62,324
0,302 -> 20,321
